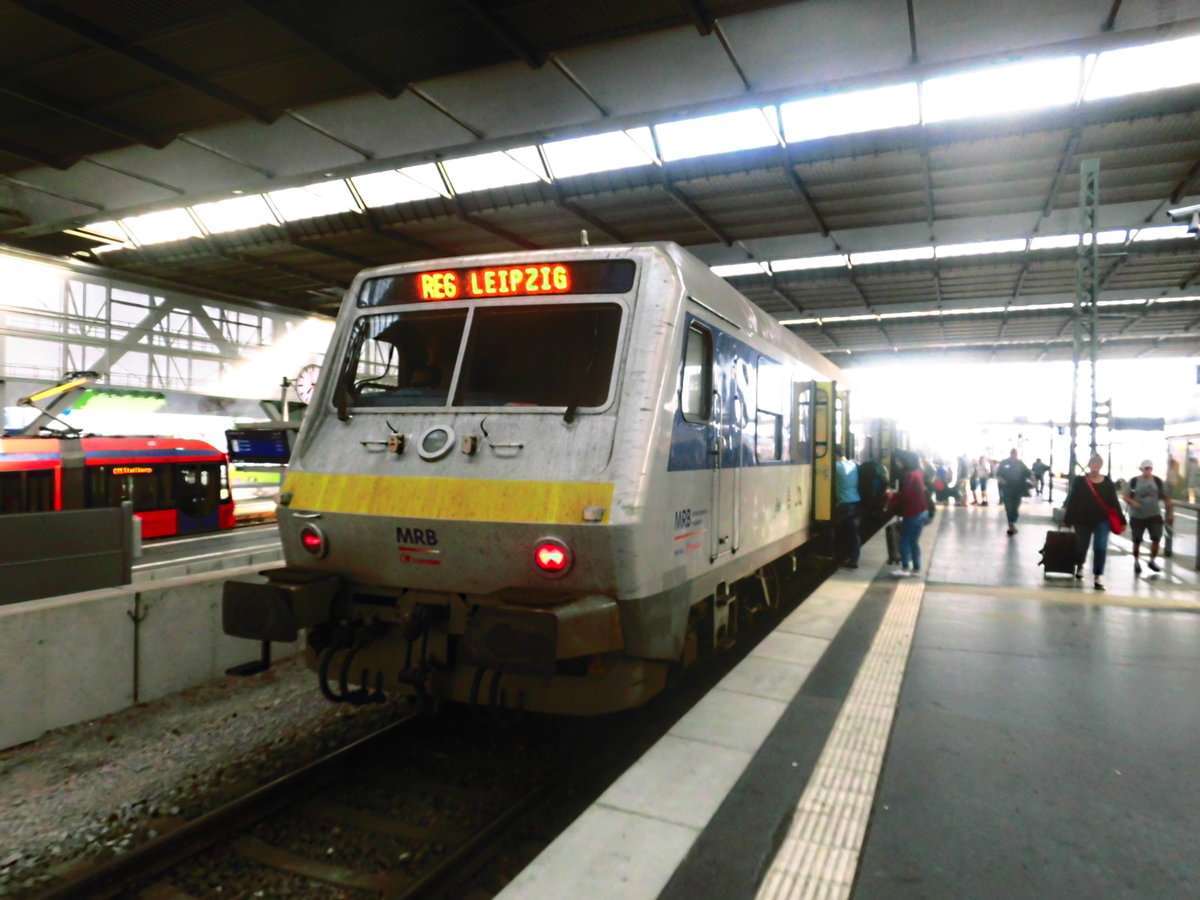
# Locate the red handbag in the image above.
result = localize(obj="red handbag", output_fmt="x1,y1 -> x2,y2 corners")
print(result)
1086,478 -> 1125,535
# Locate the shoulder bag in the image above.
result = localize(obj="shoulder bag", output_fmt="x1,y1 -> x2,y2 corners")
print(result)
1085,477 -> 1125,535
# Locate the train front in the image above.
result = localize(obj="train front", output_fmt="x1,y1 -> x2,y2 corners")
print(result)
224,248 -> 672,715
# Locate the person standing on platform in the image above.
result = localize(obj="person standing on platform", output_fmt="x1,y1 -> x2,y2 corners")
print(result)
829,444 -> 861,569
1063,453 -> 1126,590
996,448 -> 1033,535
971,454 -> 992,505
955,453 -> 970,506
1031,457 -> 1049,497
887,451 -> 930,578
1124,459 -> 1174,575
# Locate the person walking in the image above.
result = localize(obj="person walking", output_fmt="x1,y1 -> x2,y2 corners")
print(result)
1062,453 -> 1126,590
1031,457 -> 1049,497
955,453 -> 970,506
830,443 -> 861,569
887,450 -> 930,578
970,454 -> 992,505
1124,459 -> 1174,575
995,448 -> 1033,535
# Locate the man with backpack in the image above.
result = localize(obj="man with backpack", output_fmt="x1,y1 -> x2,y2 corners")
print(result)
1125,460 -> 1175,575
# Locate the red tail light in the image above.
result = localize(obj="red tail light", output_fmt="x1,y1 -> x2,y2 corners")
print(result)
534,539 -> 571,575
299,524 -> 327,557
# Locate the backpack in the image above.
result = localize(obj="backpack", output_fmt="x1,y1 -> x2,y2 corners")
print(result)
857,461 -> 888,515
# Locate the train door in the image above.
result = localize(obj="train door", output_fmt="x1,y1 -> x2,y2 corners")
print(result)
812,381 -> 836,527
175,463 -> 221,533
710,333 -> 745,560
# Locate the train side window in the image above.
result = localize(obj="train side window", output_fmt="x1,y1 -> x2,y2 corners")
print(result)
794,383 -> 812,462
680,323 -> 712,423
0,472 -> 22,513
755,357 -> 789,462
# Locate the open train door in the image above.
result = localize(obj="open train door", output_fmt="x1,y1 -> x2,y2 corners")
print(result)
812,381 -> 836,530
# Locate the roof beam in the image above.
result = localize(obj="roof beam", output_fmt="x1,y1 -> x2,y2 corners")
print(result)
238,0 -> 401,98
662,183 -> 732,246
9,0 -> 277,124
289,240 -> 378,269
0,81 -> 166,148
0,133 -> 68,169
778,148 -> 831,237
218,251 -> 348,288
458,0 -> 545,69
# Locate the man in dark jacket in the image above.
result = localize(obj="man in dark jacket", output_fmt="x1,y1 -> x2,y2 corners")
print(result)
995,448 -> 1033,536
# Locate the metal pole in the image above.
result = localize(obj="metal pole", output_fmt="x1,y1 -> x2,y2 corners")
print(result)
1073,158 -> 1100,475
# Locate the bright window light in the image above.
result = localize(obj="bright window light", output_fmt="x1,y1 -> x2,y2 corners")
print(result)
351,170 -> 442,208
922,56 -> 1080,123
506,146 -> 548,181
268,180 -> 360,222
442,148 -> 543,194
400,163 -> 449,197
1132,225 -> 1193,241
1030,233 -> 1080,250
120,208 -> 202,245
654,107 -> 779,163
936,238 -> 1027,258
191,195 -> 278,234
781,83 -> 920,143
849,246 -> 934,266
1084,34 -> 1200,101
772,254 -> 850,272
79,220 -> 127,242
1089,230 -> 1128,245
542,129 -> 658,179
711,262 -> 768,277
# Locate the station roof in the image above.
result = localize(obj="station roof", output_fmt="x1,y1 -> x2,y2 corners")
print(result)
0,0 -> 1198,366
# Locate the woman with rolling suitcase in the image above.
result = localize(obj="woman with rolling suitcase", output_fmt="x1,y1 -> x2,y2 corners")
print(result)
1062,453 -> 1126,590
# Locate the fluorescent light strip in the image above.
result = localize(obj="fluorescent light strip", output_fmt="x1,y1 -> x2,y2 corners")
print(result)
777,296 -> 1198,326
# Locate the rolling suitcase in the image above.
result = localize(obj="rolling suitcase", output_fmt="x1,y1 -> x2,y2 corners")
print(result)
886,519 -> 902,564
1039,529 -> 1076,576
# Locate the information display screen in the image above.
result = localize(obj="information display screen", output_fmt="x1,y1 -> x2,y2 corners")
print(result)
357,259 -> 636,307
225,428 -> 293,464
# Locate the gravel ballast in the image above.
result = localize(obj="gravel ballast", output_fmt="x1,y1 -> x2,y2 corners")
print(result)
0,657 -> 405,897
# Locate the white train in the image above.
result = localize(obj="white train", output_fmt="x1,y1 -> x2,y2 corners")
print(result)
224,243 -> 851,715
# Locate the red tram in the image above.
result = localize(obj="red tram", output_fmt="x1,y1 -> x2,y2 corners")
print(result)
0,436 -> 235,538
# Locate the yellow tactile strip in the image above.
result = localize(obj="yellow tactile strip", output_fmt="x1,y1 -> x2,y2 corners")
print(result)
756,574 -> 925,900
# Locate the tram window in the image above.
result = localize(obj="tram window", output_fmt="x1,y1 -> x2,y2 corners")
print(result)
0,472 -> 24,513
20,471 -> 55,512
86,466 -> 169,512
454,303 -> 622,408
680,323 -> 712,423
343,309 -> 468,408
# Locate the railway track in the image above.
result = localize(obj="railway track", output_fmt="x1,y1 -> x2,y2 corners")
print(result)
32,533 -> 867,900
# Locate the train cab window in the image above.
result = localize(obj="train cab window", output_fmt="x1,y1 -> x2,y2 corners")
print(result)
454,303 -> 621,408
343,309 -> 468,408
680,323 -> 712,423
755,358 -> 789,462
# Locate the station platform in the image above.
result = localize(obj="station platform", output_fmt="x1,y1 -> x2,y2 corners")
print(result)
498,499 -> 1200,899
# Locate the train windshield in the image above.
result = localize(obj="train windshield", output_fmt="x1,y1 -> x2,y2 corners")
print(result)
339,303 -> 622,410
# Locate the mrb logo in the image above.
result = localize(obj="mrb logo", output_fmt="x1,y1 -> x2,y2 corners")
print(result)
396,526 -> 439,546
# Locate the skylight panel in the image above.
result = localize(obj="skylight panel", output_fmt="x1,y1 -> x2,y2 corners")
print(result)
849,246 -> 934,266
268,180 -> 360,222
350,170 -> 441,208
1090,229 -> 1128,245
654,107 -> 779,163
1030,233 -> 1080,250
191,195 -> 278,234
711,262 -> 768,277
505,146 -> 548,181
922,56 -> 1080,123
1084,34 -> 1200,101
1131,225 -> 1193,241
935,238 -> 1027,258
399,163 -> 449,197
542,129 -> 658,179
771,254 -> 849,272
120,208 -> 202,246
79,220 -> 127,242
442,148 -> 543,194
780,83 -> 920,143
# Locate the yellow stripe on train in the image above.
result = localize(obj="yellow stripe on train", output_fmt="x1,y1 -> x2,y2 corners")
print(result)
283,472 -> 614,524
